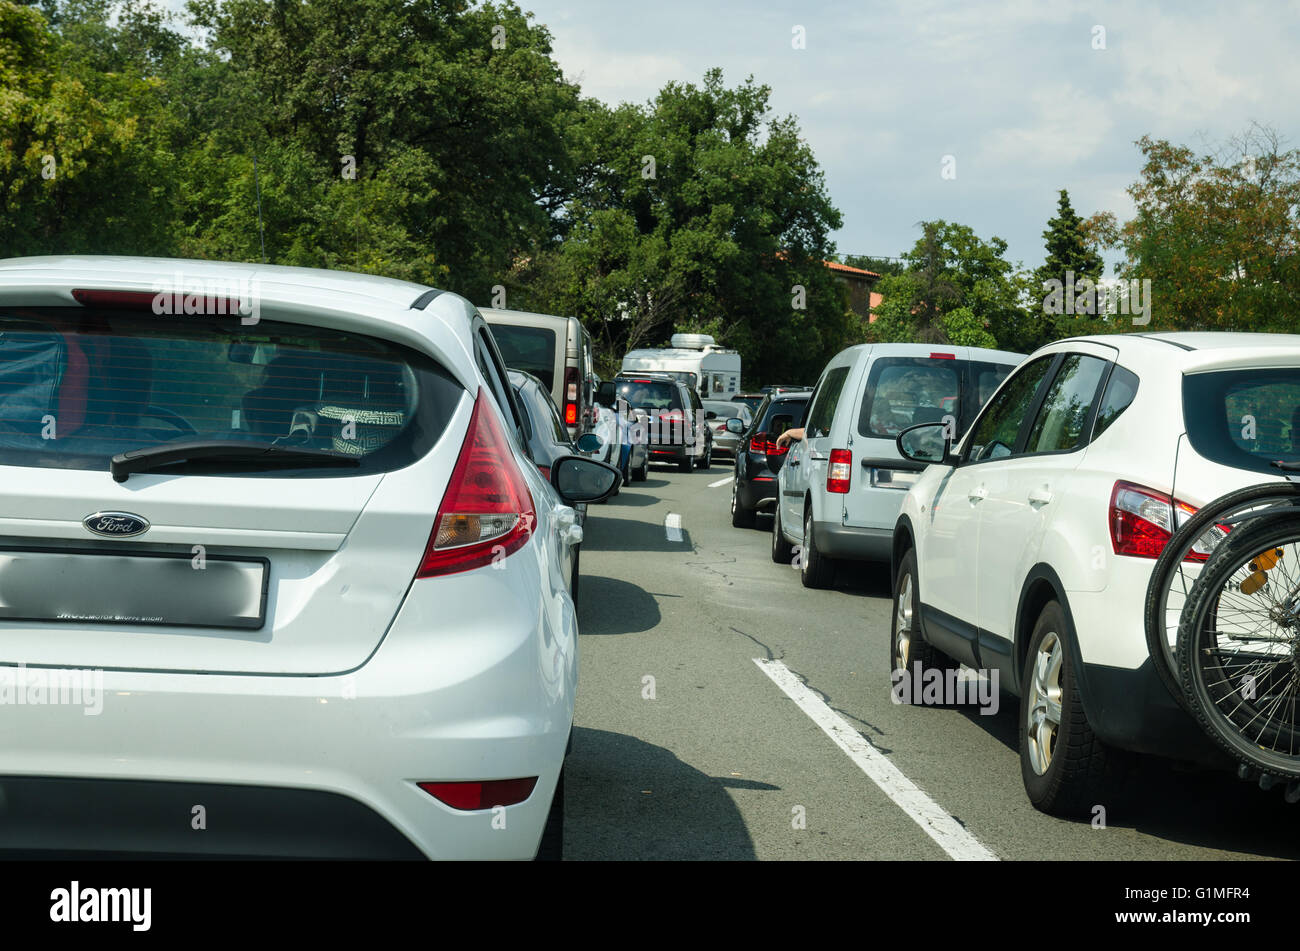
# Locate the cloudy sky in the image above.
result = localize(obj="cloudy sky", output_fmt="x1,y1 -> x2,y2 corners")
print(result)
521,0 -> 1300,272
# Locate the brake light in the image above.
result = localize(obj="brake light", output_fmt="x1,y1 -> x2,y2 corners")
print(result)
827,449 -> 852,493
1109,481 -> 1223,561
929,352 -> 955,360
417,390 -> 535,577
564,367 -> 579,426
750,433 -> 787,456
418,777 -> 538,810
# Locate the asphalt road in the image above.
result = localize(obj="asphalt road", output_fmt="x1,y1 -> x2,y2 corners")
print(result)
566,458 -> 1300,861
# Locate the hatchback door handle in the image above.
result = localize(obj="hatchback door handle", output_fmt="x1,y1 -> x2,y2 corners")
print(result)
968,486 -> 987,502
1028,487 -> 1053,505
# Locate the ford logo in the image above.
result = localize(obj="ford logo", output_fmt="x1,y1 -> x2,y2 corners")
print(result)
83,512 -> 150,538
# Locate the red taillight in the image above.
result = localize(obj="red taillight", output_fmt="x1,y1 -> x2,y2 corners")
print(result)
564,367 -> 579,426
72,288 -> 247,313
417,389 -> 536,578
750,434 -> 788,457
930,352 -> 956,360
827,449 -> 852,493
418,777 -> 538,810
1109,481 -> 1221,561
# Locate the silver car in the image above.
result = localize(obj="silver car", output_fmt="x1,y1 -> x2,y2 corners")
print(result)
703,399 -> 752,458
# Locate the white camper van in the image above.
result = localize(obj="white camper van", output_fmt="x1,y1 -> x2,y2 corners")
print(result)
620,334 -> 741,399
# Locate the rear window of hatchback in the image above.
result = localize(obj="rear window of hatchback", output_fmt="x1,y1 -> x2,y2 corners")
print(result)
0,307 -> 463,476
1184,368 -> 1300,475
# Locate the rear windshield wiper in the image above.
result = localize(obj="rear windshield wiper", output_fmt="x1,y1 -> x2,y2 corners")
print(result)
111,440 -> 362,482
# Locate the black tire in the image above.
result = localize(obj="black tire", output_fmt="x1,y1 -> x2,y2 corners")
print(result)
1019,601 -> 1120,817
678,449 -> 694,474
731,482 -> 756,529
890,549 -> 955,701
534,766 -> 564,861
800,507 -> 836,589
1177,514 -> 1300,778
569,546 -> 581,609
771,502 -> 794,563
1145,482 -> 1300,708
633,455 -> 648,482
698,439 -> 711,470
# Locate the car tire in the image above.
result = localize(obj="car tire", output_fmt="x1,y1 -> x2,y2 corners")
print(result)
678,450 -> 694,473
1019,601 -> 1122,817
633,456 -> 648,482
890,549 -> 954,699
771,502 -> 794,563
534,765 -> 564,861
800,508 -> 836,589
698,439 -> 711,470
731,482 -> 756,529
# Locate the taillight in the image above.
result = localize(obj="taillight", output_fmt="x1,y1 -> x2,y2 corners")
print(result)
417,390 -> 536,577
418,777 -> 538,810
827,449 -> 852,493
1109,481 -> 1223,561
564,367 -> 579,426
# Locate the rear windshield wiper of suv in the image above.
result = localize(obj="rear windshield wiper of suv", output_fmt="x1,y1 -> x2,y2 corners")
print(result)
111,440 -> 362,483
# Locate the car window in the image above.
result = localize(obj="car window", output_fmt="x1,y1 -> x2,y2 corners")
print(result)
1091,365 -> 1139,441
475,328 -> 522,434
1024,354 -> 1109,454
1183,369 -> 1300,474
858,357 -> 961,438
965,355 -> 1054,463
761,397 -> 807,436
964,361 -> 1017,432
615,379 -> 681,410
704,401 -> 743,418
0,308 -> 463,475
489,325 -> 557,392
805,366 -> 851,438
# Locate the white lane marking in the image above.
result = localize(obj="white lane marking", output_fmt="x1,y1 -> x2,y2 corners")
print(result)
753,658 -> 998,862
708,476 -> 734,488
664,512 -> 684,542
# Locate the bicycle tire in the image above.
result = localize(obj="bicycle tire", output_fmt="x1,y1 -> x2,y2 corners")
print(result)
1144,480 -> 1300,708
1177,513 -> 1300,778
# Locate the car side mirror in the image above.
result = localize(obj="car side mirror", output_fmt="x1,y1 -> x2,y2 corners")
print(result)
575,432 -> 604,455
550,456 -> 621,503
725,417 -> 744,434
897,421 -> 953,465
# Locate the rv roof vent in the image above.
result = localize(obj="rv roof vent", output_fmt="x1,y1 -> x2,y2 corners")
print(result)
670,333 -> 715,350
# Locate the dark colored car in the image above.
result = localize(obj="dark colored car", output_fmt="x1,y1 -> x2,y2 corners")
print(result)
730,391 -> 811,528
612,372 -> 713,472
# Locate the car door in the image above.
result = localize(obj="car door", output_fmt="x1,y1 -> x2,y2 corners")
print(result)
973,347 -> 1114,661
920,355 -> 1056,665
782,363 -> 852,541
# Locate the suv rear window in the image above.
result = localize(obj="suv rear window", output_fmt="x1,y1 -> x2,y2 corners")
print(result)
615,379 -> 682,410
489,325 -> 557,391
1184,369 -> 1300,474
760,397 -> 808,438
0,308 -> 463,476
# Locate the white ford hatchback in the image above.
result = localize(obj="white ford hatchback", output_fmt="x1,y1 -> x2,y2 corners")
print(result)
0,256 -> 619,859
891,332 -> 1300,815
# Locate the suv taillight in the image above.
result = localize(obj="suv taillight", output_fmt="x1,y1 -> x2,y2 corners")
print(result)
417,389 -> 536,577
1109,481 -> 1222,561
827,449 -> 852,493
564,367 -> 579,426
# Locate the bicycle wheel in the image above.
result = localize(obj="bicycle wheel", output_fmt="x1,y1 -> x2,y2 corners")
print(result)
1144,481 -> 1300,707
1177,514 -> 1300,777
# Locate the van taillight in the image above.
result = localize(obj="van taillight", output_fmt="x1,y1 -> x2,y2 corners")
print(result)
564,367 -> 579,426
827,449 -> 852,493
417,389 -> 535,577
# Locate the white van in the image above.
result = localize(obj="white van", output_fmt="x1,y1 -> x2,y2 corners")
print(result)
772,342 -> 1024,588
483,308 -> 596,439
621,334 -> 741,399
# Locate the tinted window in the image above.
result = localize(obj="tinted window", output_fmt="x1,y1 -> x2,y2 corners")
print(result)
1025,354 -> 1108,453
966,361 -> 1016,430
758,397 -> 809,437
805,366 -> 851,438
615,379 -> 681,410
489,325 -> 557,391
966,356 -> 1054,462
1091,365 -> 1138,440
1184,370 -> 1300,474
858,357 -> 960,438
0,308 -> 462,475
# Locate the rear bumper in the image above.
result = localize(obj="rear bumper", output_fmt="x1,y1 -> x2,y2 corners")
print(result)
0,551 -> 577,860
736,475 -> 778,510
812,520 -> 892,562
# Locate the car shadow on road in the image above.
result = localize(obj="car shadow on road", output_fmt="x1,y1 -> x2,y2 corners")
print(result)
949,697 -> 1300,858
600,490 -> 660,507
580,515 -> 693,553
565,726 -> 763,859
577,576 -> 661,635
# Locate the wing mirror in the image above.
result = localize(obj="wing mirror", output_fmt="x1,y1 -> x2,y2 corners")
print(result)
896,421 -> 954,465
551,456 -> 621,503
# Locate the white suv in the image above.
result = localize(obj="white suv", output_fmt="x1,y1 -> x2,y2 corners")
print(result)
0,255 -> 620,858
892,332 -> 1300,814
772,343 -> 1023,587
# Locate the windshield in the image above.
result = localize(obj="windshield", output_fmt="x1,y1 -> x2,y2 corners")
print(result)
0,308 -> 463,476
615,379 -> 682,410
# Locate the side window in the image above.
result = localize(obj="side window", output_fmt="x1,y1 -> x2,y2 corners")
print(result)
805,366 -> 851,438
1025,354 -> 1109,454
1091,365 -> 1139,441
475,327 -> 522,434
965,356 -> 1054,462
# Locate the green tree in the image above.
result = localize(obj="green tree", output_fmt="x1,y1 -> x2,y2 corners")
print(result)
1031,188 -> 1106,348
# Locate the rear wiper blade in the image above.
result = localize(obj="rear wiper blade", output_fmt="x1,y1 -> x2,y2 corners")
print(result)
111,440 -> 361,483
